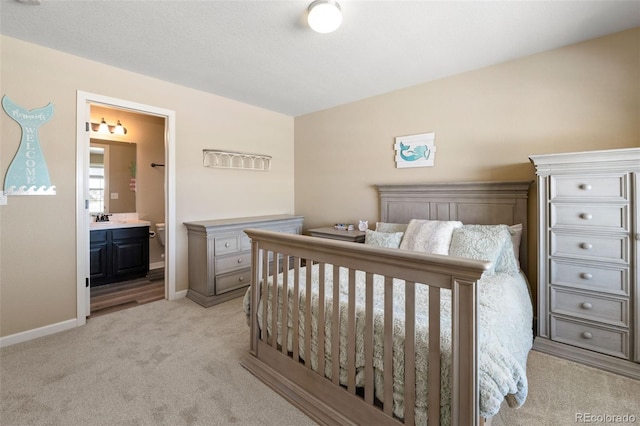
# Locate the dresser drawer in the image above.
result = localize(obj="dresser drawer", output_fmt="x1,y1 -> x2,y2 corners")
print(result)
550,174 -> 627,201
550,204 -> 627,231
551,316 -> 628,359
550,288 -> 628,327
215,251 -> 251,273
216,268 -> 251,295
551,232 -> 628,263
550,259 -> 628,295
214,236 -> 239,255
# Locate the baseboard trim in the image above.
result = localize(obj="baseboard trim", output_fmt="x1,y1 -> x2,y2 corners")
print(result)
149,261 -> 165,270
173,289 -> 187,300
0,318 -> 77,348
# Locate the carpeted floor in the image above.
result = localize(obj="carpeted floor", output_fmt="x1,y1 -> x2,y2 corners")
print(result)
1,296 -> 638,426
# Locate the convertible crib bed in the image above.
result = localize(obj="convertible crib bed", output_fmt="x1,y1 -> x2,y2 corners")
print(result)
242,181 -> 532,425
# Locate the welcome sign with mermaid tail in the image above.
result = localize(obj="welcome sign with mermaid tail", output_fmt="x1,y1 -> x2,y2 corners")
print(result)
2,95 -> 56,195
394,132 -> 436,168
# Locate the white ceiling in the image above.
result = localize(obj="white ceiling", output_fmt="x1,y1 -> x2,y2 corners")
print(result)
1,0 -> 639,116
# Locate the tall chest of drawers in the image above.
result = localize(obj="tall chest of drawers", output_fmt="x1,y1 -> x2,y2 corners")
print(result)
184,215 -> 304,307
530,148 -> 640,379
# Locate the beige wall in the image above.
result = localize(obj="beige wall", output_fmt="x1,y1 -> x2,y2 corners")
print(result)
0,35 -> 294,337
294,28 -> 640,304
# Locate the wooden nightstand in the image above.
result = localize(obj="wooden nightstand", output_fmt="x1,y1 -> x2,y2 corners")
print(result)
308,227 -> 366,243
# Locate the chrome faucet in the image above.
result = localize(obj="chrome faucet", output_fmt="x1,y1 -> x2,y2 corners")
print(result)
95,213 -> 111,222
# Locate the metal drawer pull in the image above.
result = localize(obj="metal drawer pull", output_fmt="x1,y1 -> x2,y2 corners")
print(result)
238,276 -> 244,282
237,258 -> 243,263
225,242 -> 230,248
580,273 -> 593,280
581,331 -> 593,339
580,242 -> 593,250
579,213 -> 592,220
581,302 -> 593,310
579,184 -> 592,191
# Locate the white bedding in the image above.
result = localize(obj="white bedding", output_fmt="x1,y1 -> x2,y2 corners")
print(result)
244,264 -> 533,424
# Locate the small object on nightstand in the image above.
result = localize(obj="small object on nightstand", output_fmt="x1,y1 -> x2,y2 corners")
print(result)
334,223 -> 354,231
309,226 -> 365,243
358,220 -> 368,231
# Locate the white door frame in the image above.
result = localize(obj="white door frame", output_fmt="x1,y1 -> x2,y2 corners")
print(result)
75,91 -> 177,325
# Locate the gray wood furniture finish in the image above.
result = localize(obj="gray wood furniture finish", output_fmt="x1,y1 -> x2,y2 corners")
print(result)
184,214 -> 303,307
242,181 -> 531,426
308,226 -> 366,243
530,148 -> 640,379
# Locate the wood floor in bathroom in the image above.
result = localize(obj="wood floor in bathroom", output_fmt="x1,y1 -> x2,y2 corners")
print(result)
89,270 -> 165,318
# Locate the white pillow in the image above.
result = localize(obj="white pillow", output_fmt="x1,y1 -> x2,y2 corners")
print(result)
364,230 -> 404,248
449,224 -> 519,275
399,219 -> 462,255
509,223 -> 523,261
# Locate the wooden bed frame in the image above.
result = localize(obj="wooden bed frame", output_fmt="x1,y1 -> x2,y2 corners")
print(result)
241,181 -> 531,426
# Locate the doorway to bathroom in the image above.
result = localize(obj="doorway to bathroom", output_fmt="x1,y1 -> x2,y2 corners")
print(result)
76,91 -> 176,324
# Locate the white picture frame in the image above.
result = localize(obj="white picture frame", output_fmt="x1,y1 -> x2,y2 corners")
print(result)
394,132 -> 436,168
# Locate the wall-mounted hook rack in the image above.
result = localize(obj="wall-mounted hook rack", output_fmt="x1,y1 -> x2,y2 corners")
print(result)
203,149 -> 271,171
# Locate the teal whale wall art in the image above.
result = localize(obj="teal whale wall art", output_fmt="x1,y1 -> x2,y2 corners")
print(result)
394,132 -> 436,168
2,95 -> 56,195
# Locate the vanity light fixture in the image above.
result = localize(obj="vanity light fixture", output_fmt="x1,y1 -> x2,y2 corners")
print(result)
307,0 -> 342,33
91,118 -> 128,135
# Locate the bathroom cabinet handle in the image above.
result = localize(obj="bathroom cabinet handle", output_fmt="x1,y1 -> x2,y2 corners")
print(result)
581,331 -> 593,339
581,302 -> 593,310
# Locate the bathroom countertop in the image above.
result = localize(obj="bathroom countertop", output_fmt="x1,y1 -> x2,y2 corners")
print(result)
90,219 -> 151,231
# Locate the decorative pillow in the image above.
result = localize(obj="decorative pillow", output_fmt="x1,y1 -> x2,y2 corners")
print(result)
449,224 -> 519,275
375,222 -> 408,233
364,230 -> 404,248
509,223 -> 523,261
399,219 -> 462,255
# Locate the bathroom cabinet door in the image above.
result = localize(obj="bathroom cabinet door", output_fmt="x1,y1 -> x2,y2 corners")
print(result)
89,230 -> 109,282
111,227 -> 149,280
90,226 -> 149,287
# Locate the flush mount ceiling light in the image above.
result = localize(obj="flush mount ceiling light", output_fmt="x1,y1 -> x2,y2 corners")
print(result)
307,0 -> 342,34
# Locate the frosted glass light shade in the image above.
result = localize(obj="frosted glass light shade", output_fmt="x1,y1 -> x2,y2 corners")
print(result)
308,0 -> 342,33
113,120 -> 126,135
98,118 -> 110,134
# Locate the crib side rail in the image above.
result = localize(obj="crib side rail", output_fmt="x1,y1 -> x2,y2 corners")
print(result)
245,228 -> 489,426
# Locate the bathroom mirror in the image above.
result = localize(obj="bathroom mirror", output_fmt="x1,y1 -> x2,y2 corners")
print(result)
90,139 -> 137,214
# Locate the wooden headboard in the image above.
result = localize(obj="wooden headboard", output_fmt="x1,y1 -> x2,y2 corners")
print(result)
376,181 -> 532,275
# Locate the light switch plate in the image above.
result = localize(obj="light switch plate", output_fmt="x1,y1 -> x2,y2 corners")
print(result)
110,193 -> 119,199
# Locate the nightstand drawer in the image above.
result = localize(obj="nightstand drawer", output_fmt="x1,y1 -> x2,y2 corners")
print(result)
215,251 -> 251,273
550,204 -> 627,231
551,232 -> 627,263
550,288 -> 628,327
550,174 -> 627,201
216,269 -> 251,295
551,316 -> 628,359
550,259 -> 628,295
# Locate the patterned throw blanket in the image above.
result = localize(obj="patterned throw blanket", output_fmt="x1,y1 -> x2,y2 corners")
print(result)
243,264 -> 533,424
